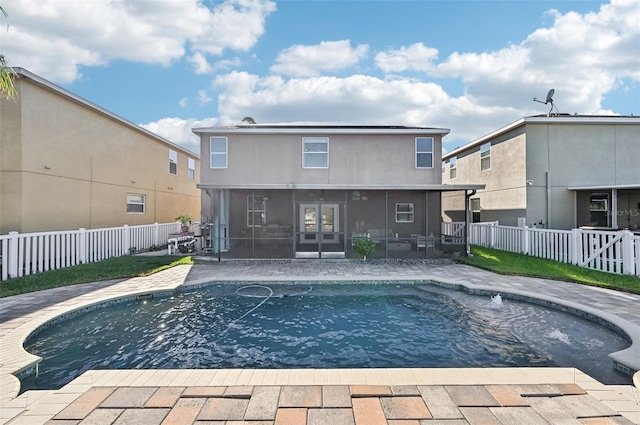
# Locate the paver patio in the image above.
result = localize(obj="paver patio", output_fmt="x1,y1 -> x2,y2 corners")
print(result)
0,260 -> 639,424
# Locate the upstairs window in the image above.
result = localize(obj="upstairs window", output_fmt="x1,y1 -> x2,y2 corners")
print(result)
302,137 -> 329,168
480,142 -> 491,171
188,158 -> 196,180
395,203 -> 414,223
450,156 -> 457,179
210,137 -> 228,169
126,194 -> 145,214
169,149 -> 178,175
415,137 -> 433,168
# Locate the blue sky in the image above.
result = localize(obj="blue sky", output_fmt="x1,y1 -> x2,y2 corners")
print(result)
2,0 -> 639,154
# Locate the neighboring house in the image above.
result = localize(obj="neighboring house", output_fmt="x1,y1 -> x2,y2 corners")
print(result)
0,68 -> 200,234
442,115 -> 640,230
193,124 -> 483,259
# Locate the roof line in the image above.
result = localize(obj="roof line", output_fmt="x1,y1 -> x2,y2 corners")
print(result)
13,67 -> 199,159
193,126 -> 450,136
443,115 -> 640,160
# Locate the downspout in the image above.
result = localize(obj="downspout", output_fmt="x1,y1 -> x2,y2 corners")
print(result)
546,171 -> 551,228
465,189 -> 477,257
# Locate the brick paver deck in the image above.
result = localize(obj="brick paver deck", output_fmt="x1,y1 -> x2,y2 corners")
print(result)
1,260 -> 639,424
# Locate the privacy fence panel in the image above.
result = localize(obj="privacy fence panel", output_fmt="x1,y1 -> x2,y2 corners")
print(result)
0,222 -> 180,281
469,222 -> 639,277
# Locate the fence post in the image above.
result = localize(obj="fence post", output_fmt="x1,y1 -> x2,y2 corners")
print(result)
490,224 -> 496,249
522,225 -> 529,255
154,222 -> 159,247
78,228 -> 87,264
621,230 -> 635,276
123,225 -> 130,255
570,228 -> 581,265
8,231 -> 19,278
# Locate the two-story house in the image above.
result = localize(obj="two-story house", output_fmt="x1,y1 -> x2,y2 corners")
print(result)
441,115 -> 640,230
193,124 -> 483,259
0,68 -> 201,234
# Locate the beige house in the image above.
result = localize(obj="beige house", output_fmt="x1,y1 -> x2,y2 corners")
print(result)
0,68 -> 200,234
193,124 -> 482,259
442,115 -> 640,230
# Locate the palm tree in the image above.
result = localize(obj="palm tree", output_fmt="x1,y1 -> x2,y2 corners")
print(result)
0,5 -> 17,100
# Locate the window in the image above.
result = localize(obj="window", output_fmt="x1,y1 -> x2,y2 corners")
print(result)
470,198 -> 481,223
210,137 -> 228,169
442,161 -> 446,173
247,195 -> 267,227
450,156 -> 457,179
480,142 -> 491,171
188,158 -> 196,180
126,194 -> 145,214
302,137 -> 328,168
395,203 -> 414,223
415,137 -> 433,168
169,149 -> 178,175
589,192 -> 610,227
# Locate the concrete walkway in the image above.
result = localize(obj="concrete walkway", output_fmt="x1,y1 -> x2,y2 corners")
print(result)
1,260 -> 639,424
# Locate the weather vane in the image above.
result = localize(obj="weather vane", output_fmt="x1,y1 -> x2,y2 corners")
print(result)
533,89 -> 559,116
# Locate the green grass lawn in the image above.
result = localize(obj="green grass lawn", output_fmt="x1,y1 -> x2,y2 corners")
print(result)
2,248 -> 639,298
0,255 -> 193,298
458,245 -> 640,295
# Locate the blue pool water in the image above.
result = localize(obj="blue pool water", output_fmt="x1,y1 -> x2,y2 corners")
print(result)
22,282 -> 631,390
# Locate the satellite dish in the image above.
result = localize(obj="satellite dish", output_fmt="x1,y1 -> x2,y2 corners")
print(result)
533,88 -> 559,116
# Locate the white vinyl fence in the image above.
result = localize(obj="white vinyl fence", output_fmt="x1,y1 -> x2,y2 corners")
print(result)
0,222 -> 180,281
469,222 -> 640,277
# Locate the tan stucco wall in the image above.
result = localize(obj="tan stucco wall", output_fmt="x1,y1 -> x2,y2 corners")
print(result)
0,75 -> 200,234
526,122 -> 640,229
442,119 -> 640,230
442,129 -> 527,225
198,133 -> 442,187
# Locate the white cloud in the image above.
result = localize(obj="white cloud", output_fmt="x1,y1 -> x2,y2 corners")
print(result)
431,0 -> 639,115
141,117 -> 220,154
188,52 -> 213,75
375,43 -> 439,73
270,40 -> 369,77
197,90 -> 213,105
178,98 -> 188,108
212,71 -> 508,141
2,0 -> 276,83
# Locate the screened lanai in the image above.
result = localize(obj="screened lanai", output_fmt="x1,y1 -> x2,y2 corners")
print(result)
199,185 -> 483,260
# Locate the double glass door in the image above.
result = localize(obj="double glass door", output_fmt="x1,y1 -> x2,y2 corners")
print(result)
299,203 -> 339,244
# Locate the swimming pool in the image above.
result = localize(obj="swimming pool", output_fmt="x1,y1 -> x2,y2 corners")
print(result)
22,282 -> 631,390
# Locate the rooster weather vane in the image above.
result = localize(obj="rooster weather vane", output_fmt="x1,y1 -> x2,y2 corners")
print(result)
533,89 -> 560,116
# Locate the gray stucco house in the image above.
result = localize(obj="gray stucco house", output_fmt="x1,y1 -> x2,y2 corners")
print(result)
442,115 -> 640,230
193,124 -> 482,259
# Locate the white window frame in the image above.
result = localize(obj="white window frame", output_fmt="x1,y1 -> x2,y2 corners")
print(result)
210,137 -> 228,169
126,194 -> 145,214
395,203 -> 414,223
450,156 -> 457,180
169,149 -> 178,175
247,195 -> 267,227
480,142 -> 491,171
415,137 -> 434,169
302,137 -> 329,169
188,157 -> 196,180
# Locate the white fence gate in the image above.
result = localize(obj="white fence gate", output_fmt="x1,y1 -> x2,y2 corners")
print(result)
0,222 -> 180,281
468,222 -> 640,277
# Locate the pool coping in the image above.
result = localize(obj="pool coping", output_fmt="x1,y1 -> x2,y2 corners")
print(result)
1,263 -> 639,418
